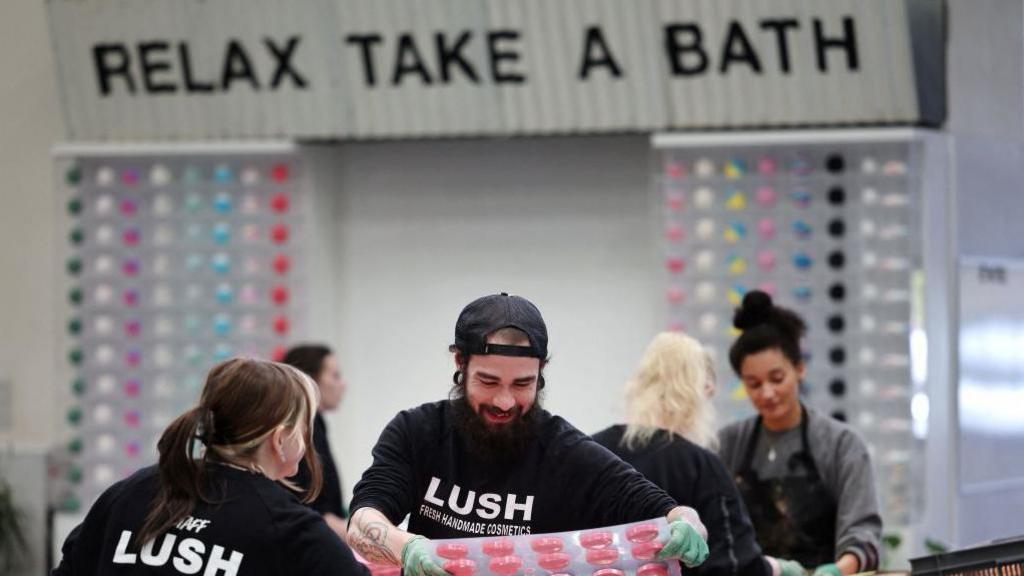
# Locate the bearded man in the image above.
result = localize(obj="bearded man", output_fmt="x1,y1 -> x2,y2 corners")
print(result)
347,293 -> 709,576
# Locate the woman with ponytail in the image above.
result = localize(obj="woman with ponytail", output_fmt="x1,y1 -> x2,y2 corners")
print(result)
718,291 -> 882,576
53,358 -> 370,576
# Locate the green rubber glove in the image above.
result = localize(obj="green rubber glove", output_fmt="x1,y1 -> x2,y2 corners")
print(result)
401,535 -> 447,576
656,519 -> 710,568
778,559 -> 807,576
812,563 -> 842,576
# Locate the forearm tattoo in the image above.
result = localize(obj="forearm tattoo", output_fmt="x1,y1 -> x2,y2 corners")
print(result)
350,509 -> 401,565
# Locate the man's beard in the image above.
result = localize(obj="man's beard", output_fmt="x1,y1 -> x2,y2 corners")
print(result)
451,389 -> 541,468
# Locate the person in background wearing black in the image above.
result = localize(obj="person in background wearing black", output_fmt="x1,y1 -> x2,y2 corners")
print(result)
52,358 -> 368,576
347,293 -> 710,576
718,291 -> 882,576
283,344 -> 349,540
593,331 -> 805,576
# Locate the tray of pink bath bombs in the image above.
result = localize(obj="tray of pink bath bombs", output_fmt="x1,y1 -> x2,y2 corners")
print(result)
431,518 -> 682,576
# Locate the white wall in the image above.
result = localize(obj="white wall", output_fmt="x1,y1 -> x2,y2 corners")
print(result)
306,137 -> 665,499
0,1 -> 65,573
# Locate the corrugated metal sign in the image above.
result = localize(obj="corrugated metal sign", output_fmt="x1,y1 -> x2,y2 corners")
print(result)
46,0 -> 944,140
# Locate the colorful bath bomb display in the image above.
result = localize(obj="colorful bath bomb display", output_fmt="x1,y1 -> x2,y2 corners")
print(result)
757,156 -> 777,175
149,164 -> 171,186
727,255 -> 748,276
271,163 -> 291,183
723,222 -> 746,244
757,251 -> 777,271
693,187 -> 714,209
725,190 -> 747,211
724,158 -> 746,180
270,193 -> 291,214
664,191 -> 684,212
213,192 -> 233,214
213,164 -> 234,183
755,186 -> 777,208
694,158 -> 715,178
240,166 -> 261,185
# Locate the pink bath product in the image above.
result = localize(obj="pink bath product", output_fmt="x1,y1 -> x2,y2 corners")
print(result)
122,289 -> 139,307
757,157 -> 777,175
119,199 -> 138,217
438,543 -> 470,560
665,191 -> 684,212
580,532 -> 615,550
631,542 -> 664,561
665,162 -> 686,180
124,320 -> 141,338
625,523 -> 659,543
270,193 -> 291,214
665,257 -> 686,274
483,539 -> 516,557
757,219 -> 776,240
585,549 -> 620,566
637,563 -> 670,576
124,411 -> 141,428
121,169 -> 140,187
122,259 -> 140,277
123,379 -> 141,398
666,287 -> 685,304
665,224 -> 684,242
757,251 -> 777,271
445,559 -> 478,576
488,556 -> 523,576
271,223 -> 290,245
537,553 -> 572,571
273,315 -> 291,336
122,227 -> 141,246
755,186 -> 777,208
530,537 -> 564,554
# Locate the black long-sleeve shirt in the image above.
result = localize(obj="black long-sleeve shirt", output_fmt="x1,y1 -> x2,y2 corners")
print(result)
293,412 -> 348,518
593,425 -> 770,576
350,400 -> 677,537
53,464 -> 368,576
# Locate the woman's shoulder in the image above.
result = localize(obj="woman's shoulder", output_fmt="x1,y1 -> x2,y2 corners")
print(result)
805,407 -> 869,450
717,416 -> 758,447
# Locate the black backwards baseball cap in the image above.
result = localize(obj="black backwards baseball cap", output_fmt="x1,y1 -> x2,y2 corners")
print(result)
454,293 -> 548,359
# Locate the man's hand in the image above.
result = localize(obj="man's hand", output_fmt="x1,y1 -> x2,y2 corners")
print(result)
656,519 -> 710,568
401,535 -> 447,576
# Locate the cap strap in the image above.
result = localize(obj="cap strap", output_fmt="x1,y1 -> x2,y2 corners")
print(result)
474,343 -> 541,358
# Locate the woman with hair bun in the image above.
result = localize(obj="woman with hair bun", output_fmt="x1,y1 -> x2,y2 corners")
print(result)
593,331 -> 805,576
53,358 -> 369,576
718,291 -> 882,576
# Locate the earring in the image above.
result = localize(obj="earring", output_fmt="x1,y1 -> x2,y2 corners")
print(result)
452,370 -> 465,386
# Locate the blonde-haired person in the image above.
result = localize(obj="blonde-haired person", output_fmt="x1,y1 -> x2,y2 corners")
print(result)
593,332 -> 805,576
53,358 -> 369,576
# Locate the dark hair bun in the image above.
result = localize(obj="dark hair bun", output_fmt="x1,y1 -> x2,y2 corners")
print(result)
733,290 -> 775,330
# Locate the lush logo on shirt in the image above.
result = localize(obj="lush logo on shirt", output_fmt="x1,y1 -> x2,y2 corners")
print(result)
419,476 -> 534,536
111,517 -> 244,575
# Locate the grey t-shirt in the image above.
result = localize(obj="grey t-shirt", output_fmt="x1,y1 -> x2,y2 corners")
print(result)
718,408 -> 882,571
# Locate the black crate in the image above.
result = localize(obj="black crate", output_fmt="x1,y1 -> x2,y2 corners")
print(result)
911,538 -> 1024,576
